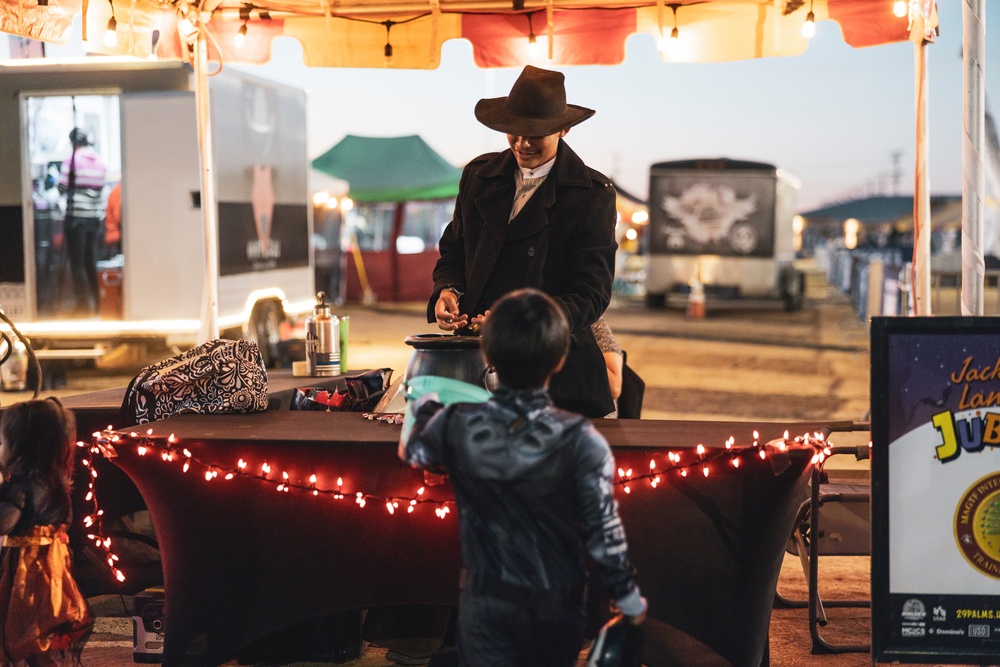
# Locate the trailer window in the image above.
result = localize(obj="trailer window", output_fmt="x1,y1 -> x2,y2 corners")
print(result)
347,200 -> 454,254
24,94 -> 121,320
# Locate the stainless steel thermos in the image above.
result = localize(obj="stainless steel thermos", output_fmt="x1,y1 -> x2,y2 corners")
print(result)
305,292 -> 340,376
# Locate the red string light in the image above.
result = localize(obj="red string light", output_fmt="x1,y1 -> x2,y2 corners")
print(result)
78,436 -> 126,584
84,427 -> 833,582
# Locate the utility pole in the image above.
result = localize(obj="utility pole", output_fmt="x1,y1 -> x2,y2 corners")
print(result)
890,149 -> 903,195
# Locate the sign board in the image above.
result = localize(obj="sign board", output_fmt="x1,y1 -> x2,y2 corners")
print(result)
871,316 -> 1000,663
647,163 -> 778,258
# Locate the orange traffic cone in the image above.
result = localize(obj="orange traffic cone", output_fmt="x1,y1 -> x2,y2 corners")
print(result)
686,279 -> 706,319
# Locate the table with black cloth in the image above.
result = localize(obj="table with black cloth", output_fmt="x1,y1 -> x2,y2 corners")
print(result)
55,369 -> 354,594
98,411 -> 845,667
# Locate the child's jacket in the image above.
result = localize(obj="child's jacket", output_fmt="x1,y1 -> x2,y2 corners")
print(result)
401,385 -> 643,615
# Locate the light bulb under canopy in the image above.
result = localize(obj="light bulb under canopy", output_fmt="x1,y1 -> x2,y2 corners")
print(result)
801,11 -> 816,39
234,22 -> 247,48
103,15 -> 118,48
893,0 -> 908,18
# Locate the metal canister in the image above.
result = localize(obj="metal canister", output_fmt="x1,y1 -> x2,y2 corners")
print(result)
305,292 -> 340,376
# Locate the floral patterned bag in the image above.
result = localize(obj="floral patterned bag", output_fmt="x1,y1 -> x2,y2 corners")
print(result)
118,339 -> 269,427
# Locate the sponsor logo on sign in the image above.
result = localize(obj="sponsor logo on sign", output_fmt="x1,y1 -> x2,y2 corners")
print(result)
901,626 -> 926,637
933,606 -> 946,621
933,628 -> 964,636
954,471 -> 1000,580
969,624 -> 991,638
902,599 -> 927,621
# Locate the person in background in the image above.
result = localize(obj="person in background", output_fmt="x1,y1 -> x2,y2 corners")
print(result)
58,128 -> 107,316
0,398 -> 92,666
401,288 -> 646,666
428,65 -> 618,418
104,181 -> 122,259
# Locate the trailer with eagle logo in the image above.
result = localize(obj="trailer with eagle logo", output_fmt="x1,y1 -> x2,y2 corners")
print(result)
0,60 -> 313,368
644,158 -> 804,312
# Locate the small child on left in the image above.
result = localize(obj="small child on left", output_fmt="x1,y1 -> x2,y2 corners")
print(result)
0,398 -> 92,666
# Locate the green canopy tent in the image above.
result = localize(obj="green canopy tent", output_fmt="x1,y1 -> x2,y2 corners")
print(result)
311,134 -> 461,302
312,134 -> 461,203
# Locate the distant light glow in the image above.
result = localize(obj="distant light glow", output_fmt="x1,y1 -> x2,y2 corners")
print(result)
844,217 -> 860,249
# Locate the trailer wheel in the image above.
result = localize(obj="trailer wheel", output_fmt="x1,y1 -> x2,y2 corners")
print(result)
782,270 -> 805,312
248,300 -> 284,368
646,293 -> 667,308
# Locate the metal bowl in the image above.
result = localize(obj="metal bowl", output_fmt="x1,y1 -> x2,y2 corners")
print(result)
403,334 -> 490,388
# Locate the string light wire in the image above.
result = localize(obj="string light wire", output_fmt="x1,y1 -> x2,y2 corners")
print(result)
83,426 -> 833,581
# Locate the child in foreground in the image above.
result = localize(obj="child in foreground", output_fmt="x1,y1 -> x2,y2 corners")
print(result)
0,398 -> 92,666
399,288 -> 646,666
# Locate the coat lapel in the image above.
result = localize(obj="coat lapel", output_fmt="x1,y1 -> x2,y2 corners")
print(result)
506,176 -> 554,241
465,153 -> 514,311
507,140 -> 592,241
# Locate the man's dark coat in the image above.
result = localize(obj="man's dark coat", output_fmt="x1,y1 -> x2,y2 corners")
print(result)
427,140 -> 617,417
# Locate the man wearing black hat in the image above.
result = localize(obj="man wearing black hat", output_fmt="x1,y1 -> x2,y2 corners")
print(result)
428,65 -> 617,418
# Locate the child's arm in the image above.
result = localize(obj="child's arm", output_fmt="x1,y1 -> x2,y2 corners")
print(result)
574,428 -> 646,621
0,485 -> 26,536
398,394 -> 449,472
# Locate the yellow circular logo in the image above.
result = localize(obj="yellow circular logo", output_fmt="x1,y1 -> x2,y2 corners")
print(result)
954,471 -> 1000,579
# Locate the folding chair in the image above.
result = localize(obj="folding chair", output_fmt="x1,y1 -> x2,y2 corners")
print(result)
778,444 -> 871,654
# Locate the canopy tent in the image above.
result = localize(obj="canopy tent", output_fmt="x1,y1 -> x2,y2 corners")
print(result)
310,134 -> 460,302
2,1 -> 931,69
1,0 -> 968,328
801,195 -> 963,227
312,134 -> 460,203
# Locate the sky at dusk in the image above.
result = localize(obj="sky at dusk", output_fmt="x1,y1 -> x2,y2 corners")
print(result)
233,1 -> 999,212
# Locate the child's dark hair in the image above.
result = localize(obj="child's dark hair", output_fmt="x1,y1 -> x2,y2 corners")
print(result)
481,288 -> 570,390
0,398 -> 76,497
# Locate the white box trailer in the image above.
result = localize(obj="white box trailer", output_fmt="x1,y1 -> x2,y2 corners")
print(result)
0,60 -> 313,366
645,158 -> 804,311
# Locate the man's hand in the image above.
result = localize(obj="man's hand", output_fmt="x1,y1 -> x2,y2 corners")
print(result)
434,290 -> 469,331
468,309 -> 490,333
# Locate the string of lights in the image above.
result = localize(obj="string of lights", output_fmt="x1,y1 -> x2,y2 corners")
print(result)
81,425 -> 834,582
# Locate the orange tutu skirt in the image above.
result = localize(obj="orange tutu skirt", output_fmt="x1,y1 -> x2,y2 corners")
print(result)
0,525 -> 92,663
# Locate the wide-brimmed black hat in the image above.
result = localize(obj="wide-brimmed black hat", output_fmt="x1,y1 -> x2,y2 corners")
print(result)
475,65 -> 595,137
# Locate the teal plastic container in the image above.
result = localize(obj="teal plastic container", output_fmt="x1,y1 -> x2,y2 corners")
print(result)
400,375 -> 492,442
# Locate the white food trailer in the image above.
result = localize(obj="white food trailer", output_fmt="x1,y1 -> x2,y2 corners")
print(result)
645,158 -> 804,311
0,59 -> 314,367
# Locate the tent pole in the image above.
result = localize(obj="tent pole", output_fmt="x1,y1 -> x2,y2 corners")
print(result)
194,24 -> 221,342
961,0 -> 986,316
390,201 -> 404,302
912,38 -> 932,316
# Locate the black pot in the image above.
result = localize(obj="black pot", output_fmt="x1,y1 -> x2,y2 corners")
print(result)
404,334 -> 497,391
